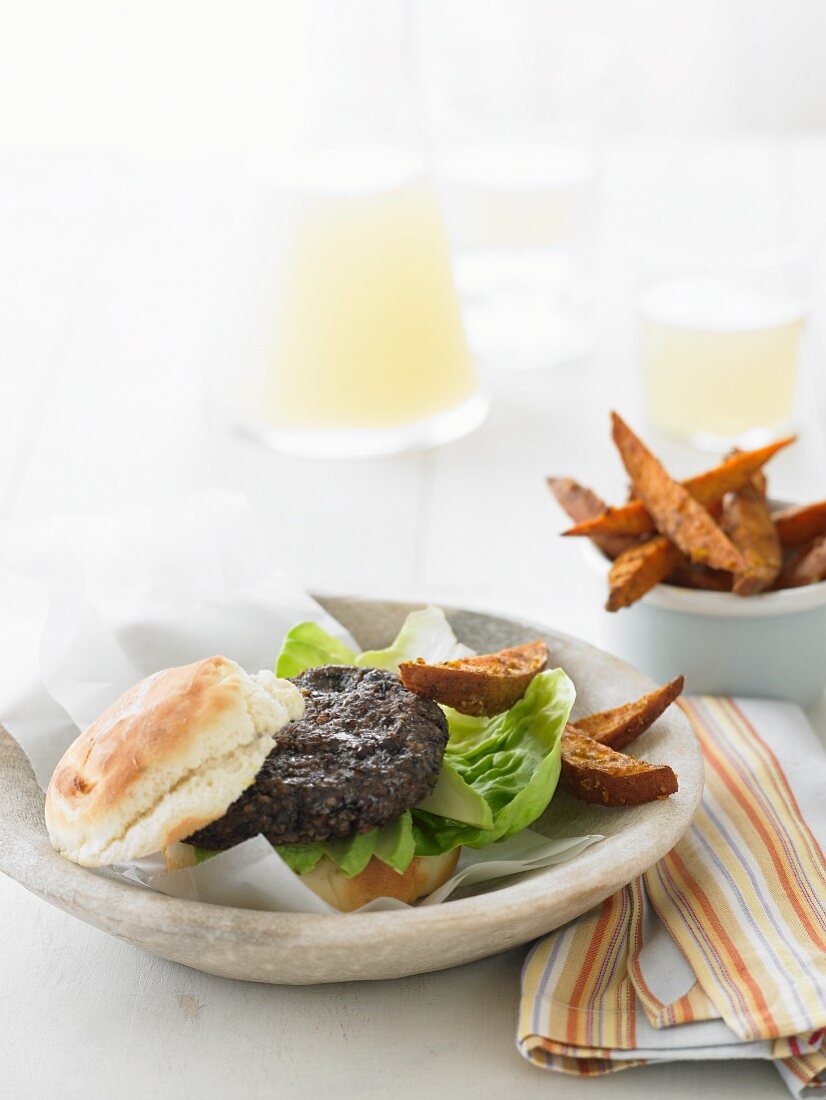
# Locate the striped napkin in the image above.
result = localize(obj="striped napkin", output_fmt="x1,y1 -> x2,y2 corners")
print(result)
518,697 -> 826,1097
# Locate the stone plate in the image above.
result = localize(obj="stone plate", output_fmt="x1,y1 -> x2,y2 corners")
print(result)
0,596 -> 702,985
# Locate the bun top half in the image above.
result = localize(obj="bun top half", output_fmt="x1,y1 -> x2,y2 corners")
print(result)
45,656 -> 303,867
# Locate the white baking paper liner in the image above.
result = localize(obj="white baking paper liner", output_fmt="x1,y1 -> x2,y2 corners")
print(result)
122,830 -> 603,914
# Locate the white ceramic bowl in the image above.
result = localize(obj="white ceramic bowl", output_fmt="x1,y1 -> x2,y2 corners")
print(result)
583,540 -> 826,706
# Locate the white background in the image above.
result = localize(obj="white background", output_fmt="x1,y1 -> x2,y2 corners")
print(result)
3,1 -> 826,155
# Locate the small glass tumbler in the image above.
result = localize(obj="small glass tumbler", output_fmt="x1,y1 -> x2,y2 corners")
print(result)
637,238 -> 809,450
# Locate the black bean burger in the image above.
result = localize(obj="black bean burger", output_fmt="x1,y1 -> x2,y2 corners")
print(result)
45,656 -> 460,910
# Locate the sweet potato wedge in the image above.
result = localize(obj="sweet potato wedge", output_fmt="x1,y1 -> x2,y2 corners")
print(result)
546,477 -> 608,523
562,436 -> 794,539
560,728 -> 678,806
547,477 -> 638,560
666,562 -> 732,592
723,477 -> 782,595
399,640 -> 549,717
611,413 -> 745,573
572,676 -> 684,751
606,535 -> 684,611
777,533 -> 826,588
773,500 -> 826,549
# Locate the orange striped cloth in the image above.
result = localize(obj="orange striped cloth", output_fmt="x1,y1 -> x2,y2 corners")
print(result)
518,697 -> 826,1097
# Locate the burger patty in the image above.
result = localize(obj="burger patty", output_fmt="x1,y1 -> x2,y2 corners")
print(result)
187,665 -> 449,848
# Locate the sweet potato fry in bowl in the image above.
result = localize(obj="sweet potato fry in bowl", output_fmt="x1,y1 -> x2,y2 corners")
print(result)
560,729 -> 678,806
399,640 -> 549,717
611,413 -> 745,574
550,414 -> 826,702
562,436 -> 794,540
547,477 -> 638,560
606,536 -> 683,611
571,676 -> 684,751
777,534 -> 826,588
546,477 -> 608,524
773,501 -> 826,548
666,562 -> 732,592
550,414 -> 824,617
722,476 -> 782,595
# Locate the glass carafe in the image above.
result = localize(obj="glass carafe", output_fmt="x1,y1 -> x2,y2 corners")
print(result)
228,0 -> 486,457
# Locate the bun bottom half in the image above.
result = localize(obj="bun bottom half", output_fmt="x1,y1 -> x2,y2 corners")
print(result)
300,849 -> 460,911
164,843 -> 460,911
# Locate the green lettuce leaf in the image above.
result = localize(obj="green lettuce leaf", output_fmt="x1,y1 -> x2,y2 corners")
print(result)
273,842 -> 326,876
321,831 -> 377,877
275,621 -> 357,678
415,759 -> 493,830
370,811 -> 416,873
275,812 -> 416,878
354,605 -> 473,673
275,607 -> 471,679
411,668 -> 574,853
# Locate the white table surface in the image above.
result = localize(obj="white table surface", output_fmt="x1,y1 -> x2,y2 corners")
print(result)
2,139 -> 825,1099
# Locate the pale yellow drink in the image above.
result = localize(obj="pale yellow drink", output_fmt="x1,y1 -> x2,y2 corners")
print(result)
260,166 -> 477,431
640,278 -> 803,441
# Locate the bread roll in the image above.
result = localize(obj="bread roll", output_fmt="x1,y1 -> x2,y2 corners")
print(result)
45,656 -> 303,867
299,849 -> 461,911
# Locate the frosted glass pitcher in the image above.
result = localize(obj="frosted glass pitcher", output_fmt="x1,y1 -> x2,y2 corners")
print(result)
229,1 -> 486,457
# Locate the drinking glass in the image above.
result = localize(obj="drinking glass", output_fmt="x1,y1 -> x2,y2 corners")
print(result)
418,3 -> 612,370
638,238 -> 809,450
225,0 -> 486,458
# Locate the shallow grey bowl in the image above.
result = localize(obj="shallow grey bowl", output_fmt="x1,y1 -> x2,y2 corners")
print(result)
0,596 -> 702,985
